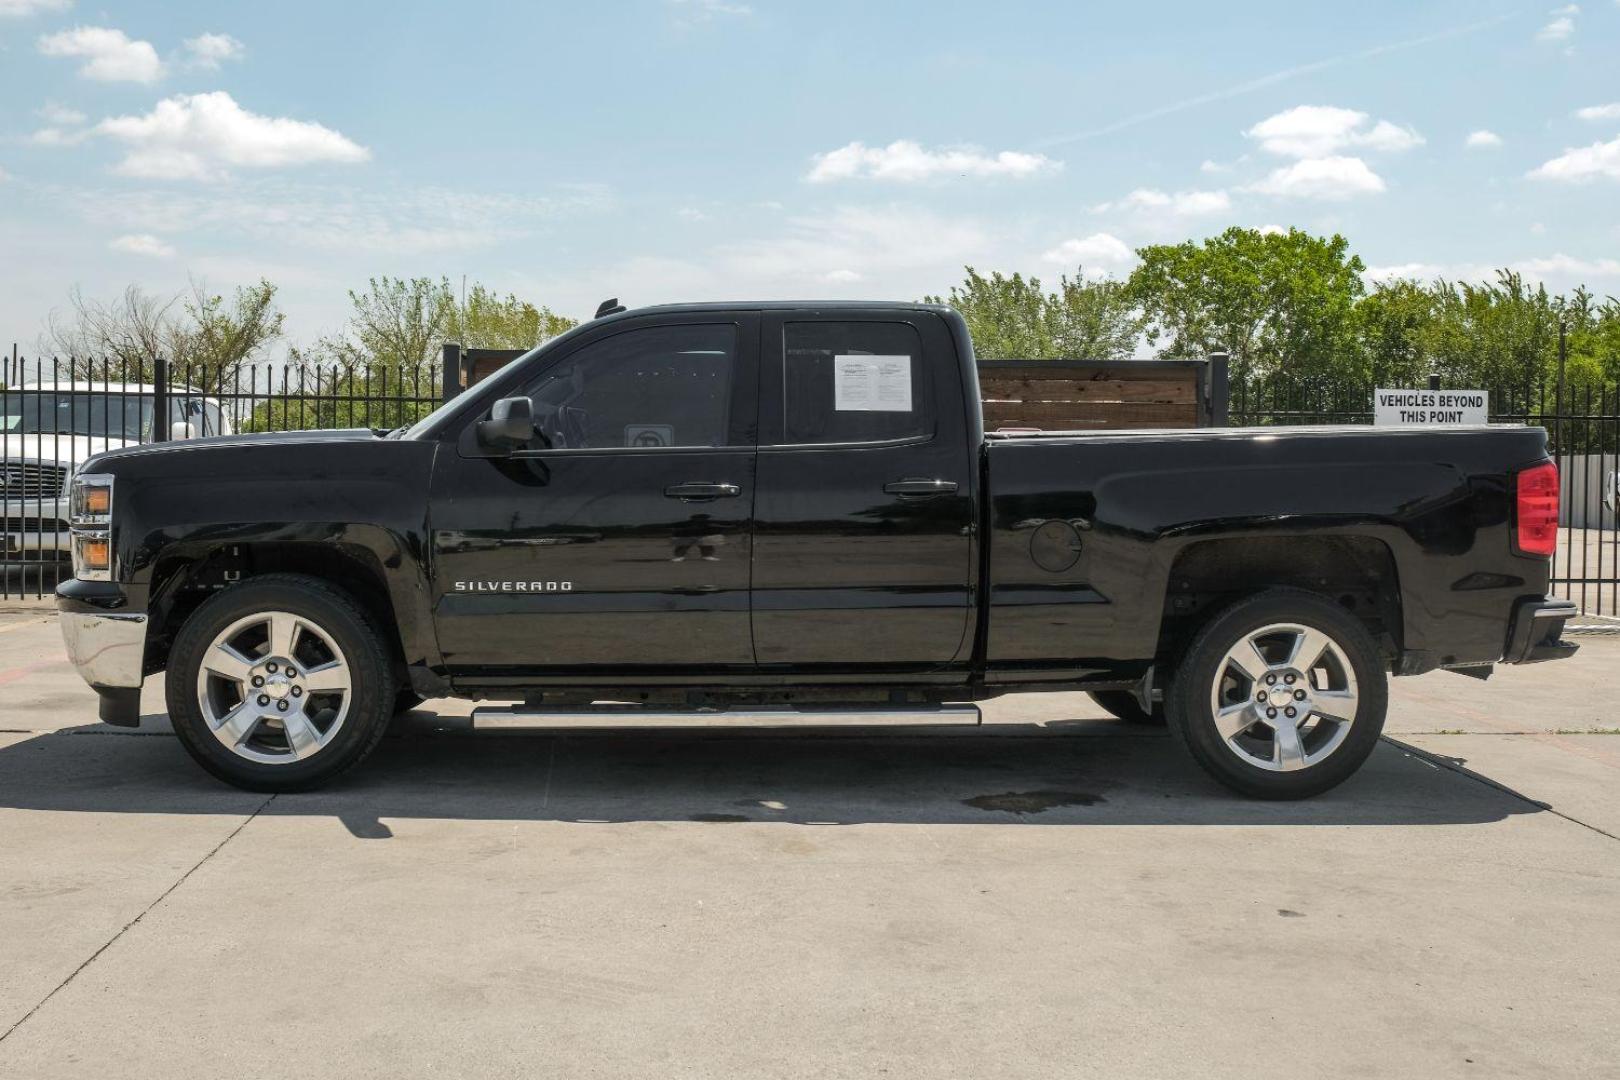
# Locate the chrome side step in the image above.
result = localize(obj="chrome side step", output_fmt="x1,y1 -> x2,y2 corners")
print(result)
471,704 -> 982,731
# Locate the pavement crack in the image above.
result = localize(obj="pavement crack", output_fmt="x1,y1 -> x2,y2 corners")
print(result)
0,792 -> 278,1046
1384,736 -> 1619,843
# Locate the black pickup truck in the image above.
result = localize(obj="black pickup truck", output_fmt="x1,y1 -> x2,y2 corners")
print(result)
56,302 -> 1577,798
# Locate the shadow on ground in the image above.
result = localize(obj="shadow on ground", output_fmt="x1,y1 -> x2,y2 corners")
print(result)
0,707 -> 1547,837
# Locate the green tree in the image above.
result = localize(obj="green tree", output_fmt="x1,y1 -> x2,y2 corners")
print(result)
448,282 -> 577,350
1353,279 -> 1437,387
303,276 -> 578,369
43,278 -> 285,387
1424,271 -> 1561,393
924,266 -> 1143,360
1127,227 -> 1365,382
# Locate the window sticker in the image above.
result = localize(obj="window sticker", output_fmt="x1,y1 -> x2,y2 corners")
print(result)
833,355 -> 912,412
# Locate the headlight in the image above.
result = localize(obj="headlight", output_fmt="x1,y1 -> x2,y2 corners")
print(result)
70,473 -> 115,581
72,532 -> 112,580
71,473 -> 114,526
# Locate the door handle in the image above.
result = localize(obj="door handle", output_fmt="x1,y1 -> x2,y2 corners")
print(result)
664,481 -> 742,501
884,478 -> 959,499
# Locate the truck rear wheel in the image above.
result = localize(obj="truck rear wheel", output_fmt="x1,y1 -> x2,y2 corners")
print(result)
166,574 -> 395,792
1166,589 -> 1387,799
1087,690 -> 1165,725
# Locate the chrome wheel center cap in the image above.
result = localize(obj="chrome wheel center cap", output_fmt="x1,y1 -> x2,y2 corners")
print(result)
263,673 -> 293,700
1267,686 -> 1294,709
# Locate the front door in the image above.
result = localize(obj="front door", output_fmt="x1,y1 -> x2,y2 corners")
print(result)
750,311 -> 976,668
428,315 -> 759,678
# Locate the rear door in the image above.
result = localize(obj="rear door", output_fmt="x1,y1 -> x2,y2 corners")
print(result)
750,310 -> 975,668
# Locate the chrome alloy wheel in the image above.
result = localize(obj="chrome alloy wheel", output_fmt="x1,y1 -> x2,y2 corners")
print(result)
197,610 -> 352,765
1207,622 -> 1360,773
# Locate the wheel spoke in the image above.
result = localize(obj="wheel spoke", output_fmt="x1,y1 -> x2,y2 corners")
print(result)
1288,627 -> 1331,674
1226,637 -> 1271,683
203,644 -> 255,685
283,710 -> 324,759
213,700 -> 262,746
1273,721 -> 1307,771
301,659 -> 350,694
1312,688 -> 1358,725
267,613 -> 301,661
1214,702 -> 1258,739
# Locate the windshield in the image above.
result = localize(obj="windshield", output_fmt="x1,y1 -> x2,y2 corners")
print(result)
0,392 -> 154,440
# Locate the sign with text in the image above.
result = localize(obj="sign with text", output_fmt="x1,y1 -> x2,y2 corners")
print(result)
1374,389 -> 1489,427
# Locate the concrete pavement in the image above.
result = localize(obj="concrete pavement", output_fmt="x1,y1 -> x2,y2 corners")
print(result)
1,605 -> 1616,1079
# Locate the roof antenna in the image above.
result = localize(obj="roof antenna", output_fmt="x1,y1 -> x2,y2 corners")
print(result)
594,298 -> 626,319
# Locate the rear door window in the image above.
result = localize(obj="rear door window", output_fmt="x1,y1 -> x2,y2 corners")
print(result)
779,321 -> 933,445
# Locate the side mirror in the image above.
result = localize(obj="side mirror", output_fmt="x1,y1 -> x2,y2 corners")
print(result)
171,420 -> 200,440
476,396 -> 534,449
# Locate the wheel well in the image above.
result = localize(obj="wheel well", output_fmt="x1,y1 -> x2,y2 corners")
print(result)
147,544 -> 404,672
1158,536 -> 1402,668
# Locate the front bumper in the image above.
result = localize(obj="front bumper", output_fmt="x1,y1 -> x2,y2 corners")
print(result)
1502,598 -> 1580,664
59,610 -> 148,726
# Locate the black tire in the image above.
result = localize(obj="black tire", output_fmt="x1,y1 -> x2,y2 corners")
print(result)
166,573 -> 395,793
1087,689 -> 1166,725
1166,588 -> 1388,799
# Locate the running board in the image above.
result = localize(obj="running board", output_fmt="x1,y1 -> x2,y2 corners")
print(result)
471,704 -> 983,731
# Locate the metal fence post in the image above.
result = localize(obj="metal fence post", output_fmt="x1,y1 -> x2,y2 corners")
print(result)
1202,351 -> 1230,426
150,356 -> 169,442
442,342 -> 463,404
1427,372 -> 1441,392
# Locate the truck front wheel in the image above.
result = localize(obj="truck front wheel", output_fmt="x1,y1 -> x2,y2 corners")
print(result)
1166,589 -> 1388,799
166,574 -> 395,792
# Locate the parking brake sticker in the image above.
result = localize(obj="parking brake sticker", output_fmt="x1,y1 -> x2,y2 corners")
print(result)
834,355 -> 912,412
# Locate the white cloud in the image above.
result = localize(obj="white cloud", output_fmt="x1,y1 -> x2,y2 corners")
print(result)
1041,232 -> 1136,274
667,0 -> 752,20
1246,105 -> 1423,157
109,233 -> 175,258
182,32 -> 244,70
1537,13 -> 1576,41
38,26 -> 165,83
38,102 -> 86,126
677,207 -> 706,221
1575,102 -> 1620,121
1465,130 -> 1503,148
1517,253 -> 1620,277
93,92 -> 371,180
821,269 -> 862,283
1257,224 -> 1289,236
1365,252 -> 1620,287
0,0 -> 71,16
1529,134 -> 1620,182
721,205 -> 992,283
1094,187 -> 1232,217
1248,156 -> 1387,199
0,165 -> 10,181
807,140 -> 1059,183
59,179 -> 612,257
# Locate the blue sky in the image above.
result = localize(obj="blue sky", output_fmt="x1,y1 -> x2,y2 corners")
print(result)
2,0 -> 1619,355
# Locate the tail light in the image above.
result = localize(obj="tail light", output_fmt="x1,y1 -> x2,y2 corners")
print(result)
1514,461 -> 1559,557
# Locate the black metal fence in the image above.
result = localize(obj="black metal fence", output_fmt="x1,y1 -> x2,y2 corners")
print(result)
1232,375 -> 1619,620
2,353 -> 442,600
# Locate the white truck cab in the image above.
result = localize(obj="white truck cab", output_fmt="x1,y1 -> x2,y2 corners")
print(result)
2,383 -> 231,564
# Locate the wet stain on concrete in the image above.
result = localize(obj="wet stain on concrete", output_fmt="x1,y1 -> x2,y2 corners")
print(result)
689,813 -> 750,823
962,789 -> 1106,815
